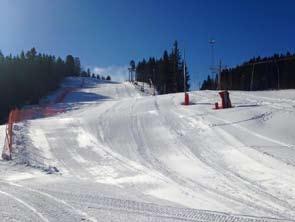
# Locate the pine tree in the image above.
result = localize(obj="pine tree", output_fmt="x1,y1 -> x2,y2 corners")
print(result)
160,50 -> 170,93
87,68 -> 91,77
133,41 -> 191,95
183,61 -> 190,91
65,55 -> 75,76
74,57 -> 81,76
167,41 -> 180,93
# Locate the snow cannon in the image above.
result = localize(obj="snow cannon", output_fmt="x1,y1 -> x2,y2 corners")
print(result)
184,92 -> 190,105
218,90 -> 232,109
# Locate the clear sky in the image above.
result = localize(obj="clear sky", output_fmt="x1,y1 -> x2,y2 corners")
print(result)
0,0 -> 294,88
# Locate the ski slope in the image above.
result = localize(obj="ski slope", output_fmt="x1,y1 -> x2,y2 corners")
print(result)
0,77 -> 295,221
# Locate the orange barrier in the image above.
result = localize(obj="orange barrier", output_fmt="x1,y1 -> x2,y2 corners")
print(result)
2,109 -> 19,160
1,87 -> 76,160
1,78 -> 86,160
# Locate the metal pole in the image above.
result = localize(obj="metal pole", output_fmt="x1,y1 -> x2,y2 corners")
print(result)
184,62 -> 186,93
218,60 -> 222,90
211,44 -> 214,70
183,49 -> 186,93
209,39 -> 215,78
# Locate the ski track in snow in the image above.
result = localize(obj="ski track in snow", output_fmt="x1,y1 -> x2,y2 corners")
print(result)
0,78 -> 295,221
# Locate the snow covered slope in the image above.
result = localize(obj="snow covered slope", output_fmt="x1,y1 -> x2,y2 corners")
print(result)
0,77 -> 294,221
0,125 -> 5,149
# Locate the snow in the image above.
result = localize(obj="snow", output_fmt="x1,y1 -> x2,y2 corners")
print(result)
0,125 -> 5,149
0,77 -> 295,221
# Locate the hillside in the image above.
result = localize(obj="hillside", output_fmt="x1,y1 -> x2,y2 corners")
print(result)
0,77 -> 294,221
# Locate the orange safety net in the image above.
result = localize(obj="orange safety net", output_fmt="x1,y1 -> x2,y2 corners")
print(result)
2,87 -> 76,160
2,109 -> 18,160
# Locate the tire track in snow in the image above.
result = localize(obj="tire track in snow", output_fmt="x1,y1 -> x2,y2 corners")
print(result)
93,96 -> 233,211
129,95 -> 285,217
75,97 -> 174,187
130,97 -> 242,211
163,95 -> 295,218
107,92 -> 293,218
175,95 -> 295,204
155,97 -> 280,216
0,189 -> 49,222
4,181 -> 98,222
19,184 -> 293,222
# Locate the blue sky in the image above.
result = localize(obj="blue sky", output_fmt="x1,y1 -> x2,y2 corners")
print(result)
0,0 -> 295,88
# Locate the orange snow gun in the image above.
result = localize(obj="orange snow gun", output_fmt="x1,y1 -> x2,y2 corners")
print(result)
218,90 -> 232,109
214,91 -> 232,109
184,93 -> 190,105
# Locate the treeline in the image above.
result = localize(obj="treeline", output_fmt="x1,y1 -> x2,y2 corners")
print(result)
0,48 -> 82,124
80,68 -> 111,80
201,52 -> 295,90
133,41 -> 190,94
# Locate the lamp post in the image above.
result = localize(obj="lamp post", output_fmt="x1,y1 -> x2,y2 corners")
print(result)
209,39 -> 216,77
183,49 -> 189,105
183,49 -> 186,93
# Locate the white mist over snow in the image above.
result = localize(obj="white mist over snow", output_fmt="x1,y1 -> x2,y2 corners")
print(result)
92,65 -> 129,82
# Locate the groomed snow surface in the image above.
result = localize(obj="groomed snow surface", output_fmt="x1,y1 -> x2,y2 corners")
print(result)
0,77 -> 295,221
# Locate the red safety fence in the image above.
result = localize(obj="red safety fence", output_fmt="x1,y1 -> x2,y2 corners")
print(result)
2,109 -> 19,160
2,86 -> 77,160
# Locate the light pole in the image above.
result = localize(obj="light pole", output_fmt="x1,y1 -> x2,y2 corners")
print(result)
183,49 -> 186,93
218,60 -> 222,90
183,49 -> 189,105
209,39 -> 216,77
